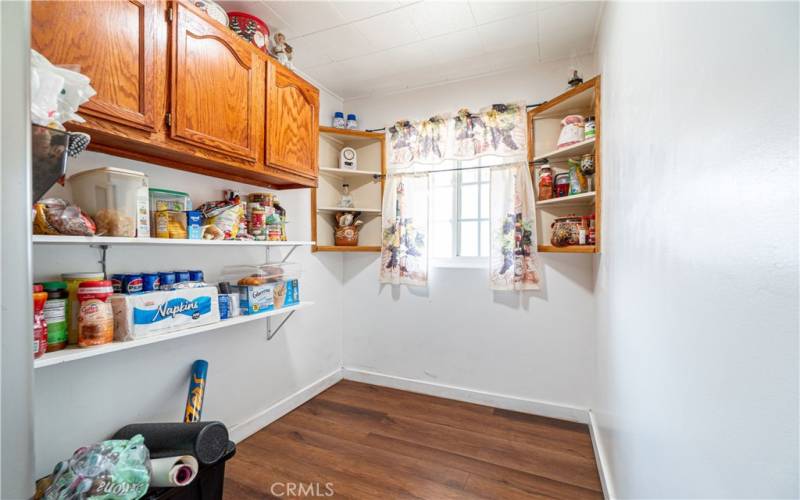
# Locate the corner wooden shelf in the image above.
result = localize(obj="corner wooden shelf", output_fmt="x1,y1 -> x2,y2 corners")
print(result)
528,76 -> 602,253
312,127 -> 386,253
537,245 -> 596,253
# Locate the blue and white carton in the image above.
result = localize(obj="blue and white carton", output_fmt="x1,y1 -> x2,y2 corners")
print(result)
239,279 -> 299,315
111,286 -> 220,340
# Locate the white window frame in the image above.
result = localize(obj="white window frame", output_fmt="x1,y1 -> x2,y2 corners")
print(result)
429,160 -> 491,268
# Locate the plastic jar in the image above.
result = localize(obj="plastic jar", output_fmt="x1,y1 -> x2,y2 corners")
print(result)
42,281 -> 68,351
332,111 -> 346,129
33,284 -> 49,359
62,272 -> 105,345
346,114 -> 358,130
77,280 -> 114,347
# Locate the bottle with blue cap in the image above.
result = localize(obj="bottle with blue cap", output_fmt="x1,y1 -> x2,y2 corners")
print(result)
346,113 -> 358,130
332,111 -> 345,129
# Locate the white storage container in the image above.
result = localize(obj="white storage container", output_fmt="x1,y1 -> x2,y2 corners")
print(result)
69,167 -> 149,237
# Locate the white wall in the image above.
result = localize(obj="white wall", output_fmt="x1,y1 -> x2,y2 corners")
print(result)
593,2 -> 799,498
33,91 -> 345,478
340,57 -> 599,412
2,1 -> 36,497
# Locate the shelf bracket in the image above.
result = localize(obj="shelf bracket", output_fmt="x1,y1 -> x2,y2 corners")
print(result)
266,310 -> 295,341
90,244 -> 110,278
265,244 -> 299,264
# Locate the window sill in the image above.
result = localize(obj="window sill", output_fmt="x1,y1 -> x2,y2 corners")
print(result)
430,257 -> 488,269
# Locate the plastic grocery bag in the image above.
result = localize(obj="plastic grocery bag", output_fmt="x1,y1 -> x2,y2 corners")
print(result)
44,434 -> 151,500
31,49 -> 96,128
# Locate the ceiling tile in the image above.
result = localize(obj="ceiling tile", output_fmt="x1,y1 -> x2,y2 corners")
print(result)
284,36 -> 336,69
408,1 -> 476,38
476,10 -> 539,53
354,8 -> 421,50
264,1 -> 347,37
290,25 -> 373,65
332,1 -> 401,21
421,28 -> 485,65
486,41 -> 538,71
468,0 -> 538,25
538,2 -> 599,61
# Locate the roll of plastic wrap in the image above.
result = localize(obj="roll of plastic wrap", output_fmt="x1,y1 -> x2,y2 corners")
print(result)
149,455 -> 198,487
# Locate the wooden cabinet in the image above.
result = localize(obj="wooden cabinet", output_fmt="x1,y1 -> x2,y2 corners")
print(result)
266,61 -> 319,181
527,76 -> 602,253
31,0 -> 159,132
30,0 -> 318,189
170,2 -> 262,162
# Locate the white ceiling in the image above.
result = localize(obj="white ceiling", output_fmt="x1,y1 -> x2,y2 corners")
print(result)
219,1 -> 602,100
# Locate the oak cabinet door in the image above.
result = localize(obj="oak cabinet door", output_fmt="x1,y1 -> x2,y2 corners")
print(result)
170,1 -> 260,161
31,0 -> 159,131
266,61 -> 319,179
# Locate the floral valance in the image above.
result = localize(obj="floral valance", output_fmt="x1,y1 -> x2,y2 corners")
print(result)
388,103 -> 527,166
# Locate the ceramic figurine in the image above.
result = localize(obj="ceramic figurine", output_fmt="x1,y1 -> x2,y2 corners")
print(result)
272,32 -> 290,67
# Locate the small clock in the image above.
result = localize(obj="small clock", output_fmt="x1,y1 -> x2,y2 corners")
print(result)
339,147 -> 357,170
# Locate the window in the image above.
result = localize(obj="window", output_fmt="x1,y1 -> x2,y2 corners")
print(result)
429,156 -> 501,259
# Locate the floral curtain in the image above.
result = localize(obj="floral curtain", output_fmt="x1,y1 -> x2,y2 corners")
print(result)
382,102 -> 540,290
379,173 -> 429,286
489,163 -> 541,290
388,103 -> 527,167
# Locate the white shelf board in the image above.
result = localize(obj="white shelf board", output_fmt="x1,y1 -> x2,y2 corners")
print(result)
34,301 -> 314,368
534,137 -> 595,162
32,235 -> 315,247
317,206 -> 381,213
319,167 -> 381,178
537,191 -> 596,207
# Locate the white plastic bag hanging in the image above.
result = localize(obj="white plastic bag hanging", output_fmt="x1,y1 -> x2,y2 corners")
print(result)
30,49 -> 96,128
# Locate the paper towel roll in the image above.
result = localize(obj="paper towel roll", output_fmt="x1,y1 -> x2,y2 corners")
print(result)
149,455 -> 199,487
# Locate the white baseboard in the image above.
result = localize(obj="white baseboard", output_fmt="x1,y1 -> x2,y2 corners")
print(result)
229,368 -> 343,443
588,410 -> 615,500
341,368 -> 590,424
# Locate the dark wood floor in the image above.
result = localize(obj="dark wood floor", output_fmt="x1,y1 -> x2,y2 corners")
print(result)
224,380 -> 603,499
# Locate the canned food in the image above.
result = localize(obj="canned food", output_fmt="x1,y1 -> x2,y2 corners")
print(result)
142,273 -> 160,292
110,274 -> 125,293
159,272 -> 176,291
121,274 -> 144,294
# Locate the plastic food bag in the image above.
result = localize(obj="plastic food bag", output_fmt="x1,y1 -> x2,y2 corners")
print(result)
34,198 -> 96,236
31,49 -> 96,128
556,115 -> 585,149
44,434 -> 150,500
198,201 -> 243,240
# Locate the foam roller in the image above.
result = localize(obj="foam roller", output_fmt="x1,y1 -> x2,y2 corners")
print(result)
113,421 -> 229,465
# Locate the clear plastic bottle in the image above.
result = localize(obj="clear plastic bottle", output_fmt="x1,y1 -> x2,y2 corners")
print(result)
332,112 -> 345,128
346,114 -> 358,130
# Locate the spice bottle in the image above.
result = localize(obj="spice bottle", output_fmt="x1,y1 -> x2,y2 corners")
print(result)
77,280 -> 115,347
33,285 -> 48,359
584,116 -> 596,139
272,196 -> 287,241
538,161 -> 553,201
42,281 -> 68,351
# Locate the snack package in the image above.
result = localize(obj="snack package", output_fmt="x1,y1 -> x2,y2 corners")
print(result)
198,201 -> 243,240
33,198 -> 96,236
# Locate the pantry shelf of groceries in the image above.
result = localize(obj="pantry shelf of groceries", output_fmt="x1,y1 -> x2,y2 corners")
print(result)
34,302 -> 314,369
32,235 -> 315,247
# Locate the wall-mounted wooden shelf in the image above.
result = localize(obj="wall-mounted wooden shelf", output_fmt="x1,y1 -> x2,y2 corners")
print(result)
528,76 -> 601,254
537,245 -> 596,254
315,245 -> 381,253
312,127 -> 386,253
34,302 -> 314,369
